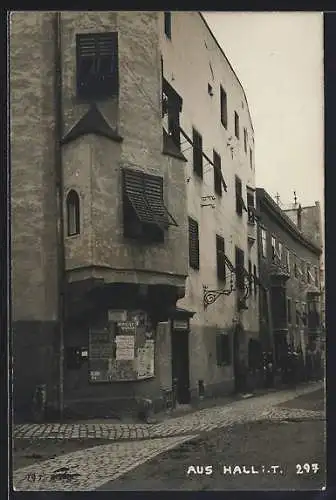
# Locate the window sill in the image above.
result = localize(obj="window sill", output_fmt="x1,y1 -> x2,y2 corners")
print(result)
66,233 -> 81,239
162,130 -> 187,162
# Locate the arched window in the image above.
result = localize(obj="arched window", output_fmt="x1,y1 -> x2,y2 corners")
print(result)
66,190 -> 80,236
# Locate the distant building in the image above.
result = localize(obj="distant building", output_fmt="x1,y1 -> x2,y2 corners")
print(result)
256,189 -> 323,365
11,11 -> 259,421
283,201 -> 325,338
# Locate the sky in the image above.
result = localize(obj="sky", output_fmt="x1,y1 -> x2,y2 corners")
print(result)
203,12 -> 324,211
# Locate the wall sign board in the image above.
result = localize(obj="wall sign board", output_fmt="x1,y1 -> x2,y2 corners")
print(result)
173,319 -> 189,330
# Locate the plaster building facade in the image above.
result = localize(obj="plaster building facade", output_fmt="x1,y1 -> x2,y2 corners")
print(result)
161,12 -> 259,400
256,189 -> 323,366
11,11 -> 259,421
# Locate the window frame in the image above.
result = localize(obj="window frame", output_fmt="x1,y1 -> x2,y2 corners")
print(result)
66,189 -> 81,237
192,128 -> 203,179
278,241 -> 283,261
216,234 -> 226,282
164,12 -> 172,39
234,111 -> 240,139
220,85 -> 228,129
247,189 -> 255,224
162,78 -> 182,150
271,235 -> 276,261
244,128 -> 248,153
76,32 -> 119,101
261,228 -> 267,258
213,150 -> 222,197
235,175 -> 243,216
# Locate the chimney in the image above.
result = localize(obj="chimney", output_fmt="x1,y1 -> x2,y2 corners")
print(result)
297,204 -> 302,230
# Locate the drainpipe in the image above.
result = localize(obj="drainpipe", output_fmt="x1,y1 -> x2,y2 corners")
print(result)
54,12 -> 65,419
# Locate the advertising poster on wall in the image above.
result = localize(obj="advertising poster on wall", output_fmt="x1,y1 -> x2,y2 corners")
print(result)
115,335 -> 135,361
136,339 -> 155,379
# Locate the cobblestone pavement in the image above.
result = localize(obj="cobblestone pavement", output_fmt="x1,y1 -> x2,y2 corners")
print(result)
14,382 -> 323,441
12,383 -> 324,491
13,434 -> 198,491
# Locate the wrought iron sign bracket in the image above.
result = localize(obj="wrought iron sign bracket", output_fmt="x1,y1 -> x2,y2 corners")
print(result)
203,283 -> 234,310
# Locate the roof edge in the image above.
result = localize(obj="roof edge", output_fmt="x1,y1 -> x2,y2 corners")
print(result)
256,188 -> 322,255
198,12 -> 254,134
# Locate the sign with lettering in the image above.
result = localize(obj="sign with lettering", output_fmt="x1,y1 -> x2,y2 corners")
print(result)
117,321 -> 137,335
173,320 -> 189,331
116,335 -> 135,360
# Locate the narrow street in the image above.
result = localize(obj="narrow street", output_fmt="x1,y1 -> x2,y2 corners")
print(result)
13,383 -> 325,491
99,387 -> 325,491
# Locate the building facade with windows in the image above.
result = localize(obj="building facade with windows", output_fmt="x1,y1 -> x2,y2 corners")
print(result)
283,201 -> 325,342
11,11 -> 259,420
256,189 -> 323,366
161,12 -> 259,400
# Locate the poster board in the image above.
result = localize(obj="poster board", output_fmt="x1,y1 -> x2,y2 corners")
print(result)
88,328 -> 115,382
88,311 -> 155,382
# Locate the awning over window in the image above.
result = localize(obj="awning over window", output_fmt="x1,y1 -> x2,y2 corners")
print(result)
123,168 -> 178,228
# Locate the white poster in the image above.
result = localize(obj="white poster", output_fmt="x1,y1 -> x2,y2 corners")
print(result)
116,335 -> 135,360
136,340 -> 154,379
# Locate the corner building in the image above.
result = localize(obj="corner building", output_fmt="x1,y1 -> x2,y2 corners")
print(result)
11,11 -> 259,420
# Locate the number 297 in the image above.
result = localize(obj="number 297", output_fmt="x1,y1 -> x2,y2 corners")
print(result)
296,463 -> 319,474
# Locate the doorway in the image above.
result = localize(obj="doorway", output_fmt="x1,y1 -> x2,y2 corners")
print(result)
171,330 -> 190,404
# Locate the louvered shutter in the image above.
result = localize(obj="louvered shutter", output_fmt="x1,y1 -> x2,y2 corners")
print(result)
76,32 -> 119,99
189,217 -> 200,270
123,169 -> 153,224
143,174 -> 170,228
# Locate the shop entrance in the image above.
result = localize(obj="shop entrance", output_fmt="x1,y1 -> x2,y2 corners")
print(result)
171,327 -> 190,404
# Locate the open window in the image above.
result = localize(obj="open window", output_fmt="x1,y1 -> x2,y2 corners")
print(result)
247,187 -> 255,224
66,190 -> 80,236
76,32 -> 119,100
162,77 -> 183,150
235,176 -> 247,216
122,168 -> 177,243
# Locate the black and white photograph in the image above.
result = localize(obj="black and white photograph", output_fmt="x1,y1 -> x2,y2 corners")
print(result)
10,10 -> 326,491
